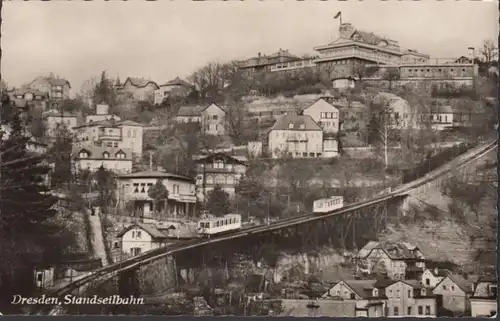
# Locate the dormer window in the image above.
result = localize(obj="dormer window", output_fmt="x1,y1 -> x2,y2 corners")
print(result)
288,122 -> 294,129
103,152 -> 110,159
372,288 -> 378,297
421,288 -> 426,296
116,151 -> 126,159
79,150 -> 89,158
299,124 -> 305,129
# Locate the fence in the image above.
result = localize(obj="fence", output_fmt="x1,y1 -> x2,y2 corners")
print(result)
401,142 -> 472,183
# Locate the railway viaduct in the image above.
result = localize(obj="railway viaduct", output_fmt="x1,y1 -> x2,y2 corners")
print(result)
41,139 -> 497,315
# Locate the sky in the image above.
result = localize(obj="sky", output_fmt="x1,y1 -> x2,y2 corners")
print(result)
2,0 -> 498,93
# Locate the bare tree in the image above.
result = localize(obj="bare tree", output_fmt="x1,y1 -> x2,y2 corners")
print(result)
479,39 -> 498,64
189,61 -> 243,102
366,93 -> 397,169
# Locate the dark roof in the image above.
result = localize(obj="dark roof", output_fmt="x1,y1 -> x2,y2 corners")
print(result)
124,77 -> 159,89
48,78 -> 71,88
431,105 -> 453,114
116,223 -> 169,239
43,109 -> 77,118
118,170 -> 194,182
447,274 -> 474,294
270,115 -> 322,131
160,77 -> 192,88
176,105 -> 205,117
193,152 -> 248,164
336,280 -> 378,299
361,241 -> 424,261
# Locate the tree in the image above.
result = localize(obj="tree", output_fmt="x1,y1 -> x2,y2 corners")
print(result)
479,39 -> 498,64
26,106 -> 46,139
93,71 -> 117,107
205,185 -> 231,216
95,165 -> 116,209
366,93 -> 398,169
189,61 -> 243,103
48,126 -> 74,189
148,179 -> 169,214
0,94 -> 77,312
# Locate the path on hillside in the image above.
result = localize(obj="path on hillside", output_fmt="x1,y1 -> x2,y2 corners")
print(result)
88,210 -> 109,267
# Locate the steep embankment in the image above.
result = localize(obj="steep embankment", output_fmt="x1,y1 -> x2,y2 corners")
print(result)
380,146 -> 497,272
87,210 -> 109,266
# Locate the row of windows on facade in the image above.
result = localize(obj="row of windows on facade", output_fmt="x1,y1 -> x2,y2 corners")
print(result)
129,183 -> 180,194
203,115 -> 221,121
318,120 -> 338,129
197,175 -> 238,185
78,151 -> 127,159
89,128 -> 138,138
403,68 -> 472,77
278,151 -> 323,158
199,161 -> 236,170
276,143 -> 322,150
275,131 -> 321,138
319,112 -> 339,119
393,306 -> 432,316
81,162 -> 128,171
205,124 -> 221,131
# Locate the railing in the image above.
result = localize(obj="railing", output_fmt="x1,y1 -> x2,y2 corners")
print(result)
42,139 -> 497,315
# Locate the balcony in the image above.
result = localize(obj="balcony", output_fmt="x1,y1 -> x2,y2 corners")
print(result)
314,47 -> 399,65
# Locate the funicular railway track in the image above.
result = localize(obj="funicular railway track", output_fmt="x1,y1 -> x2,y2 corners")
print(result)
42,139 -> 497,314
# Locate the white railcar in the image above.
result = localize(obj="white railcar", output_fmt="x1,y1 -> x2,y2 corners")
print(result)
313,196 -> 344,214
197,214 -> 242,236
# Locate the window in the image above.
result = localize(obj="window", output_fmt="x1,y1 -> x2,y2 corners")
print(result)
396,290 -> 400,298
133,183 -> 139,193
103,152 -> 110,159
114,142 -> 119,148
418,306 -> 423,315
442,285 -> 447,290
214,161 -> 224,169
349,293 -> 355,299
408,290 -> 412,298
425,306 -> 430,315
451,285 -> 455,291
288,122 -> 294,129
407,307 -> 412,315
173,184 -> 180,194
393,307 -> 399,316
131,231 -> 135,238
140,183 -> 146,193
215,176 -> 226,185
425,278 -> 430,286
213,115 -> 218,120
137,231 -> 141,238
37,272 -> 43,282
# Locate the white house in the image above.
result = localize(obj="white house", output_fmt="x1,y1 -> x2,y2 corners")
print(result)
175,106 -> 204,124
432,274 -> 474,315
117,223 -> 171,256
421,268 -> 449,288
201,103 -> 226,135
116,170 -> 197,217
356,241 -> 426,280
85,104 -> 121,123
268,115 -> 323,159
73,119 -> 144,157
429,105 -> 454,131
302,98 -> 341,134
384,280 -> 437,317
470,278 -> 497,317
72,146 -> 133,174
154,77 -> 192,105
